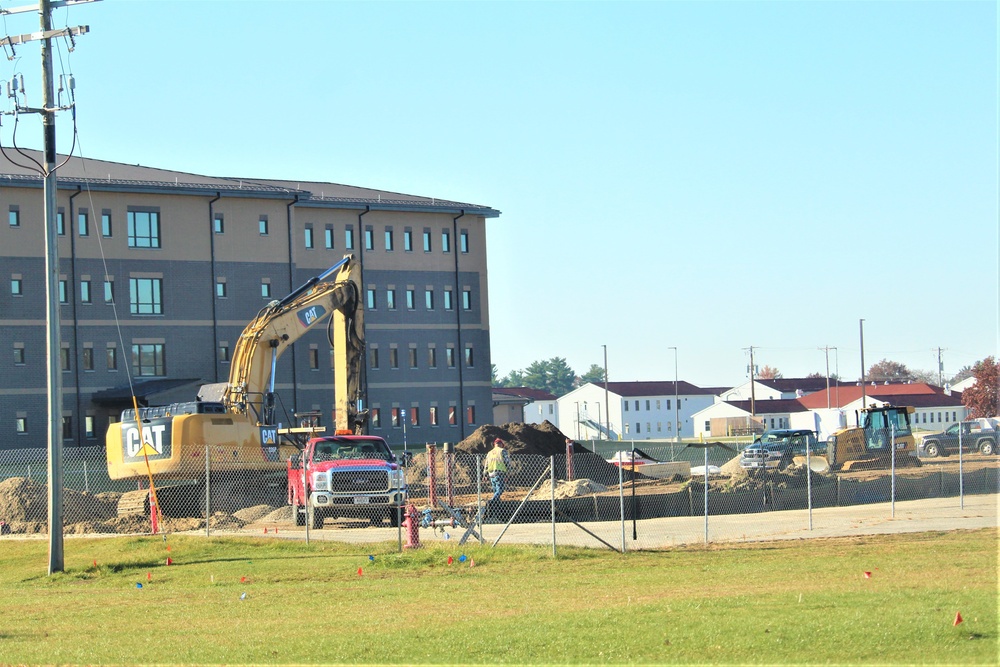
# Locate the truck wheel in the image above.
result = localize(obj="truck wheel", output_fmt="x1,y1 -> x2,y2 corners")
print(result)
295,507 -> 306,527
978,440 -> 996,456
923,441 -> 940,458
388,508 -> 400,528
311,511 -> 324,530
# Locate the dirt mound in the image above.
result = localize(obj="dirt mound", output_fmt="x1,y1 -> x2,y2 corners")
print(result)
259,506 -> 295,523
0,477 -> 118,524
233,505 -> 275,523
456,421 -> 586,456
528,478 -> 608,500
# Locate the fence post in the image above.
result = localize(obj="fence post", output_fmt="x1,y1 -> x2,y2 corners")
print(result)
427,444 -> 438,508
618,459 -> 625,553
83,460 -> 89,494
806,439 -> 813,531
703,445 -> 709,544
444,443 -> 454,507
204,445 -> 212,536
550,455 -> 556,558
890,425 -> 896,518
476,454 -> 483,543
958,423 -> 965,509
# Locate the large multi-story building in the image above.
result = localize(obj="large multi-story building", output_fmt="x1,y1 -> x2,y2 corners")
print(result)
0,152 -> 499,449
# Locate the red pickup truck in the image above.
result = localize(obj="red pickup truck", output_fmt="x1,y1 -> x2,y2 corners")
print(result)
288,435 -> 407,529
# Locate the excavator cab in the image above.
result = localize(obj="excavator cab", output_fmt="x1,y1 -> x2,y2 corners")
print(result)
823,404 -> 918,471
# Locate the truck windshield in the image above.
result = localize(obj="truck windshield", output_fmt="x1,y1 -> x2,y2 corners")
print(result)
312,440 -> 392,462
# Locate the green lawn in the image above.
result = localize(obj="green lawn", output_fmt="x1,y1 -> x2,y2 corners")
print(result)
0,529 -> 995,665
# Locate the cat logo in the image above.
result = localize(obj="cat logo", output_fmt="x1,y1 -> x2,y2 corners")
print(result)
122,418 -> 172,461
260,427 -> 279,462
297,304 -> 328,329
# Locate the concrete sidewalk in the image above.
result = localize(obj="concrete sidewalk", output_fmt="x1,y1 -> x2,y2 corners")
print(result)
229,492 -> 998,551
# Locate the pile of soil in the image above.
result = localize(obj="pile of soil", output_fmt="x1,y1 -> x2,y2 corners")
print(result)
404,422 -> 646,491
0,477 -> 117,524
528,478 -> 608,500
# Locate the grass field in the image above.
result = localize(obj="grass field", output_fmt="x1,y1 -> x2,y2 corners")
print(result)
0,529 -> 996,665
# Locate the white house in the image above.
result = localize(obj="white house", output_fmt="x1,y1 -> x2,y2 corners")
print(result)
692,398 -> 812,439
555,381 -> 716,441
501,387 -> 558,425
719,377 -> 841,402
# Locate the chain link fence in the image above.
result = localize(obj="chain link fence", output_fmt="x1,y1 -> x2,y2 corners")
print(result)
1,429 -> 997,550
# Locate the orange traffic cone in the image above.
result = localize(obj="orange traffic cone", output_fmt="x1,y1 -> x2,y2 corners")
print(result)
357,567 -> 363,576
447,556 -> 453,565
469,558 -> 476,568
863,571 -> 871,579
953,612 -> 963,626
166,557 -> 173,566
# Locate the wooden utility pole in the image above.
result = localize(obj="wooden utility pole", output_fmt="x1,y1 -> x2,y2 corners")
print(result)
1,0 -> 95,575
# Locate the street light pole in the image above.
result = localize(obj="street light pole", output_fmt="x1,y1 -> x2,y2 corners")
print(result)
669,347 -> 679,443
602,344 -> 610,440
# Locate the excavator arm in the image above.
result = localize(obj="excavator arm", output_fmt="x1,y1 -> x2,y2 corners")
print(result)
223,255 -> 366,433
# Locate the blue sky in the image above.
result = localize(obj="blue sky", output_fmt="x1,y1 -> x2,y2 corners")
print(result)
3,0 -> 996,387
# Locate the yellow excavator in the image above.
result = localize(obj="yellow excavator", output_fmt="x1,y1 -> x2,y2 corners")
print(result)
105,254 -> 366,513
800,403 -> 920,473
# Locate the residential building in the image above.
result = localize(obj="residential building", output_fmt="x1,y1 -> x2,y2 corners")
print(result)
556,381 -> 716,441
493,387 -> 557,425
0,152 -> 499,449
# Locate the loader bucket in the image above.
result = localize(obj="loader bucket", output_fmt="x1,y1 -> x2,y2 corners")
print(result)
793,455 -> 830,474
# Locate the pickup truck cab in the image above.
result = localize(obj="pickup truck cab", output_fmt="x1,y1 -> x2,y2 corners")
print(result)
917,419 -> 998,458
740,429 -> 819,473
288,435 -> 407,528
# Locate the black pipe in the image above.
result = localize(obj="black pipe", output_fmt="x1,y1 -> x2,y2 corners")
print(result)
207,192 -> 221,383
452,210 -> 466,439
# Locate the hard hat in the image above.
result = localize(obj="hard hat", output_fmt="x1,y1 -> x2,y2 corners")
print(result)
493,438 -> 504,445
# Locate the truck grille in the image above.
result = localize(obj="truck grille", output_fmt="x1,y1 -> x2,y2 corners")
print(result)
329,470 -> 389,493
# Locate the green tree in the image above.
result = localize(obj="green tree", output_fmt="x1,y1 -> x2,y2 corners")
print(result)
951,365 -> 975,384
521,357 -> 576,396
962,357 -> 998,419
499,369 -> 525,388
491,364 -> 500,387
579,364 -> 606,385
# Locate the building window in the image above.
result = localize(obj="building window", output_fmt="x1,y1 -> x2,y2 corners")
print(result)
304,225 -> 314,249
409,348 -> 418,369
423,230 -> 432,252
80,280 -> 91,304
462,289 -> 472,310
389,348 -> 398,369
60,346 -> 71,371
132,343 -> 166,376
345,226 -> 354,250
386,289 -> 396,310
410,408 -> 419,427
428,347 -> 437,368
365,227 -> 374,250
465,346 -> 474,368
406,289 -> 415,310
56,209 -> 65,235
635,423 -> 641,434
309,348 -> 319,370
127,209 -> 160,248
106,346 -> 118,370
101,210 -> 112,237
219,344 -> 230,364
444,289 -> 453,310
390,408 -> 400,428
259,215 -> 269,235
624,402 -> 629,412
425,290 -> 434,310
14,347 -> 25,365
8,205 -> 19,227
370,347 -> 379,369
634,400 -> 639,410
667,399 -> 671,409
441,230 -> 451,253
78,209 -> 89,236
366,288 -> 376,310
384,229 -> 394,251
429,406 -> 438,426
371,408 -> 381,428
446,348 -> 456,368
213,213 -> 224,234
82,348 -> 94,371
130,278 -> 163,315
448,406 -> 457,426
62,416 -> 73,440
460,230 -> 469,253
325,226 -> 334,249
403,230 -> 413,252
216,280 -> 227,298
466,405 -> 476,424
261,281 -> 271,298
85,416 -> 96,439
58,280 -> 68,304
15,417 -> 27,434
104,280 -> 114,303
646,400 -> 650,410
11,278 -> 22,296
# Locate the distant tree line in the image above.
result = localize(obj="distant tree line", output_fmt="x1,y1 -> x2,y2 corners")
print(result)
492,358 -> 606,397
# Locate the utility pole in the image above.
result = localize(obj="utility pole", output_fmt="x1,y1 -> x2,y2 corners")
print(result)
936,347 -> 946,387
747,346 -> 756,417
820,346 -> 837,409
668,346 -> 678,443
1,0 -> 95,575
859,319 -> 866,413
